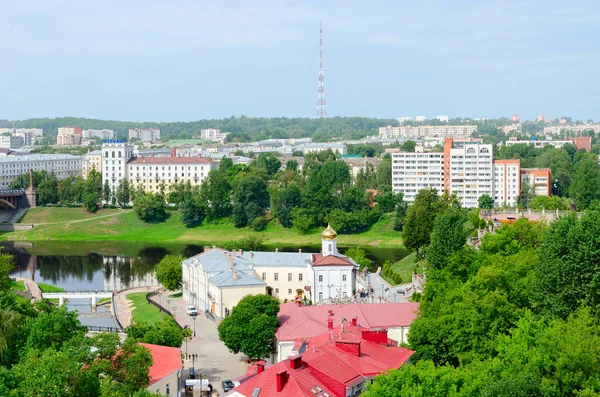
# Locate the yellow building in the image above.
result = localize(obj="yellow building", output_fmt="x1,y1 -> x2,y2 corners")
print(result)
83,150 -> 102,179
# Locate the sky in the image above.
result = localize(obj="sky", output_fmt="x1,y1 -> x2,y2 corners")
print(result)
1,0 -> 599,122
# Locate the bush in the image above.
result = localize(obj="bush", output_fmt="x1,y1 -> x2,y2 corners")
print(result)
328,208 -> 381,234
291,208 -> 314,235
251,217 -> 268,231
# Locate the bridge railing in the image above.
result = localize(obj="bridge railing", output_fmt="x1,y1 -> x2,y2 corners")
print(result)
146,290 -> 183,330
112,291 -> 125,333
86,325 -> 120,333
47,290 -> 114,294
0,189 -> 25,195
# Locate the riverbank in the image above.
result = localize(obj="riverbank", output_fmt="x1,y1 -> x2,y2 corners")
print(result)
2,207 -> 404,249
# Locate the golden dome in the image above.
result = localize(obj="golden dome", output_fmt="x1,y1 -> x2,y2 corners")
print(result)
321,224 -> 337,241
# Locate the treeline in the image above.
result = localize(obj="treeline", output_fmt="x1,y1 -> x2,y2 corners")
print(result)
0,116 -> 397,143
130,150 -> 406,233
364,190 -> 600,396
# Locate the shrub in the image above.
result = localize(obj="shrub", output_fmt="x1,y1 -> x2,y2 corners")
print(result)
251,217 -> 268,231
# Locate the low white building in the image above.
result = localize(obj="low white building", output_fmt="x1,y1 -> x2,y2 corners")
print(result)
294,142 -> 348,155
200,128 -> 228,142
0,154 -> 83,188
182,226 -> 358,318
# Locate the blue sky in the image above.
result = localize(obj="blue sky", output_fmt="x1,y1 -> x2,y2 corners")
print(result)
1,0 -> 599,122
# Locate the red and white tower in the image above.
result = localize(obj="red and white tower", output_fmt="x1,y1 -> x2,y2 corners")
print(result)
317,21 -> 327,118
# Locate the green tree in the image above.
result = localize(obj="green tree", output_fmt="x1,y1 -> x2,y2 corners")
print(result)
403,188 -> 441,258
569,152 -> 600,210
345,247 -> 371,270
535,147 -> 571,196
477,194 -> 494,209
103,180 -> 112,204
116,179 -> 131,207
25,305 -> 87,352
400,140 -> 417,152
291,208 -> 314,234
218,294 -> 280,360
376,158 -> 392,192
517,176 -> 534,209
125,319 -> 191,348
181,198 -> 205,228
133,192 -> 167,223
0,253 -> 13,292
201,169 -> 232,221
427,208 -> 468,271
231,175 -> 269,227
275,184 -> 302,228
38,173 -> 59,205
285,159 -> 299,172
155,254 -> 183,291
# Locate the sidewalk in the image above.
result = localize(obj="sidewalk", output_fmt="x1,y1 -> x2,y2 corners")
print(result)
149,293 -> 249,391
16,277 -> 41,299
112,286 -> 156,328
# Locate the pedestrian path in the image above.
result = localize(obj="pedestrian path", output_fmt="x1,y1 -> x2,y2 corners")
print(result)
16,277 -> 41,299
113,286 -> 156,328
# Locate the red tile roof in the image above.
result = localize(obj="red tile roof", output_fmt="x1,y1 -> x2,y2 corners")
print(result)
138,343 -> 182,386
276,302 -> 419,342
311,254 -> 354,267
128,156 -> 213,165
233,325 -> 414,397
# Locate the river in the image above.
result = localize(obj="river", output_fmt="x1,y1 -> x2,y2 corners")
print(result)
2,241 -> 408,328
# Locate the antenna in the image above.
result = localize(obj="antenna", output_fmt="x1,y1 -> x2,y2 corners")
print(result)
317,21 -> 327,118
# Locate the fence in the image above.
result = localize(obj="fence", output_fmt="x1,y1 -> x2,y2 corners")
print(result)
145,290 -> 183,329
87,325 -> 120,333
112,291 -> 125,332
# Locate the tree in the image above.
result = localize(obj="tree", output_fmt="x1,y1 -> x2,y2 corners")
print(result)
116,179 -> 131,207
403,189 -> 441,257
218,294 -> 280,360
25,305 -> 87,352
517,176 -> 533,209
275,184 -> 302,228
37,173 -> 59,205
0,253 -> 13,292
400,140 -> 417,152
291,208 -> 314,234
125,318 -> 190,348
427,208 -> 468,271
201,169 -> 231,221
569,152 -> 600,210
181,199 -> 205,228
376,158 -> 392,192
477,194 -> 494,209
345,247 -> 371,270
103,180 -> 112,204
155,254 -> 183,291
285,159 -> 299,172
535,147 -> 571,196
133,192 -> 167,223
231,175 -> 269,228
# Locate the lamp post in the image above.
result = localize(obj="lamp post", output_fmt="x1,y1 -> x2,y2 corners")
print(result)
554,179 -> 560,196
193,316 -> 197,337
172,305 -> 177,320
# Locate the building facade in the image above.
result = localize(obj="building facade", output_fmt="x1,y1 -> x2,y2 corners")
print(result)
521,168 -> 552,197
82,150 -> 102,179
128,128 -> 160,142
379,125 -> 477,139
493,160 -> 521,207
0,135 -> 24,149
200,128 -> 228,142
82,129 -> 115,140
56,127 -> 82,146
0,154 -> 83,188
101,141 -> 134,194
127,156 -> 216,193
543,124 -> 600,136
500,124 -> 522,134
506,136 -> 592,152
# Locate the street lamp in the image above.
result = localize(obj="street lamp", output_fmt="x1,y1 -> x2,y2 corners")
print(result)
193,316 -> 197,337
554,179 -> 560,196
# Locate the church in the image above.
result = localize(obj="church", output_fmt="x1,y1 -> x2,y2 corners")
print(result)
181,225 -> 358,318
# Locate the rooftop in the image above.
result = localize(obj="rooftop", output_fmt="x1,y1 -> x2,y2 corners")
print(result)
0,154 -> 83,163
128,156 -> 213,165
138,343 -> 182,386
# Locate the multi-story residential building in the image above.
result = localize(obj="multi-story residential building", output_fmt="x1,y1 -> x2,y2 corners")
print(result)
200,128 -> 228,142
82,129 -> 115,140
102,140 -> 134,194
0,128 -> 44,146
436,115 -> 449,123
128,128 -> 160,142
82,150 -> 102,179
506,136 -> 592,152
396,116 -> 411,124
379,125 -> 477,139
0,135 -> 24,149
0,154 -> 83,188
521,168 -> 552,196
543,124 -> 600,136
500,124 -> 522,134
56,127 -> 82,146
493,160 -> 521,207
294,142 -> 347,155
182,226 -> 357,318
391,151 -> 444,203
415,116 -> 425,122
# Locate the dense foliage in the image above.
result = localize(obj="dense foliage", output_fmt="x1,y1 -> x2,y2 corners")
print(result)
154,255 -> 183,291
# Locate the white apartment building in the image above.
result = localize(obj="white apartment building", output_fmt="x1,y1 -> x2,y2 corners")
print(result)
294,142 -> 348,155
379,125 -> 477,139
493,160 -> 521,207
391,152 -> 444,202
200,128 -> 228,142
500,124 -> 523,134
448,142 -> 494,208
102,141 -> 134,193
436,115 -> 449,123
0,154 -> 83,188
0,128 -> 43,146
416,116 -> 426,122
82,129 -> 115,140
0,135 -> 24,149
543,124 -> 600,136
396,117 -> 412,124
128,128 -> 160,142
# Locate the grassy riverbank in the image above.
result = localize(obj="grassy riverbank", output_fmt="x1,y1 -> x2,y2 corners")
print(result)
3,207 -> 403,249
126,292 -> 168,324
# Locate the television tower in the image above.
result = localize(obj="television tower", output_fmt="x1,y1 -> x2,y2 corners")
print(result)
317,21 -> 327,118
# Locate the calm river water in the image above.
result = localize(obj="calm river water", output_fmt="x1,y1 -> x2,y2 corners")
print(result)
2,241 -> 408,327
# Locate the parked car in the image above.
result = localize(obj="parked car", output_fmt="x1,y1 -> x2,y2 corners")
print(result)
222,379 -> 235,392
188,367 -> 196,379
186,305 -> 198,316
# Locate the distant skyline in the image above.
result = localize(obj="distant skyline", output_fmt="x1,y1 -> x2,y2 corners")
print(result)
1,0 -> 599,122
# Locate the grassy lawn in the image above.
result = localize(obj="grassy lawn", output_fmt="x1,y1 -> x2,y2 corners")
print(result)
37,282 -> 65,293
98,297 -> 111,305
381,252 -> 426,285
18,207 -> 127,224
168,292 -> 182,298
10,280 -> 26,291
127,292 -> 169,325
3,208 -> 405,249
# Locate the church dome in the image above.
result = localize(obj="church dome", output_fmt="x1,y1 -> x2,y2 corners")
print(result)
321,224 -> 337,241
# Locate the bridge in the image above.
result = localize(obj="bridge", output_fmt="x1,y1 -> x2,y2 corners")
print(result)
42,290 -> 113,307
0,189 -> 27,210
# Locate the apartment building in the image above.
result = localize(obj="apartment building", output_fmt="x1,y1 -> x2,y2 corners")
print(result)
391,151 -> 444,202
379,125 -> 477,139
200,128 -> 228,142
543,124 -> 600,136
128,128 -> 160,142
506,136 -> 591,152
500,124 -> 522,134
493,160 -> 521,207
0,154 -> 83,188
82,150 -> 102,179
101,141 -> 217,195
0,135 -> 24,149
56,127 -> 82,146
396,117 -> 411,124
82,129 -> 115,140
0,128 -> 44,146
521,168 -> 552,196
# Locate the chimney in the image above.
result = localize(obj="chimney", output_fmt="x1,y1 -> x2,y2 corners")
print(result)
233,271 -> 238,280
289,356 -> 302,370
334,340 -> 361,357
256,362 -> 265,374
327,318 -> 333,330
361,329 -> 389,345
171,147 -> 176,157
351,317 -> 357,326
229,256 -> 234,267
276,370 -> 288,392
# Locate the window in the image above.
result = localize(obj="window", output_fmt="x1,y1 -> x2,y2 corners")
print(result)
288,273 -> 292,282
318,275 -> 323,282
275,288 -> 279,294
318,292 -> 323,301
299,274 -> 303,282
262,273 -> 266,281
274,273 -> 279,281
342,274 -> 347,282
288,289 -> 292,294
166,384 -> 170,394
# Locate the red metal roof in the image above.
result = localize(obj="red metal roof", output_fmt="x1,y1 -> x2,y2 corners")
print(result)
311,254 -> 354,267
138,343 -> 182,386
276,302 -> 420,341
233,324 -> 414,397
128,156 -> 212,165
